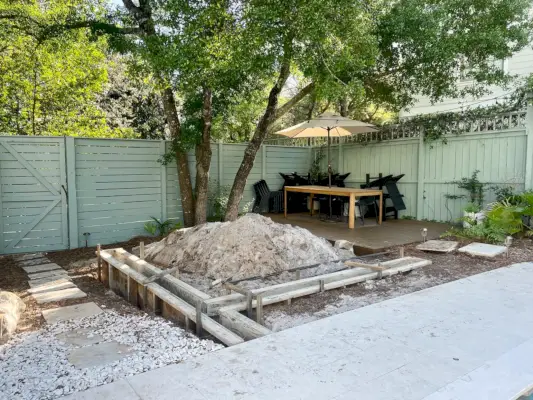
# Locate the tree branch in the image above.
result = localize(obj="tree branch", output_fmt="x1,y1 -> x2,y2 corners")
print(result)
274,81 -> 315,121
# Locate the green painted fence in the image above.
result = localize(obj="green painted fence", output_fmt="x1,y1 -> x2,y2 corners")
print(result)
303,108 -> 533,222
0,138 -> 311,253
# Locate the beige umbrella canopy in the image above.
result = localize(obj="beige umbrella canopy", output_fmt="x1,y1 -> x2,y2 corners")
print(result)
274,112 -> 377,187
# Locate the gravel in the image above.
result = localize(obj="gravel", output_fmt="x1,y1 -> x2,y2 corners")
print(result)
0,310 -> 223,400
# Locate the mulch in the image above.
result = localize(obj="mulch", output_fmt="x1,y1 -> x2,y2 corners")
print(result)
266,238 -> 533,316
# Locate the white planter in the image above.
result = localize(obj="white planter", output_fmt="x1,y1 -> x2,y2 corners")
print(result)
307,197 -> 320,211
463,210 -> 485,228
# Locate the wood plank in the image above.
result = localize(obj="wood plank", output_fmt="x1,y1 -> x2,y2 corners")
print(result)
206,258 -> 431,315
218,308 -> 271,340
112,248 -> 211,305
146,283 -> 244,346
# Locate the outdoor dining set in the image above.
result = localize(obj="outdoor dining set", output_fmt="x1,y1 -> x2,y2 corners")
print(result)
252,172 -> 407,230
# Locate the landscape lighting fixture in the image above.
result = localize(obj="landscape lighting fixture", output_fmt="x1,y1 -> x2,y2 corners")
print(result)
421,228 -> 428,242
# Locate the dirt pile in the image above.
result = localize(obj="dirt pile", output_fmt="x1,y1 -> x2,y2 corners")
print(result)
144,214 -> 340,281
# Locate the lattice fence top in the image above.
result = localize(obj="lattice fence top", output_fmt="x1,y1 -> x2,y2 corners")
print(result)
264,110 -> 527,147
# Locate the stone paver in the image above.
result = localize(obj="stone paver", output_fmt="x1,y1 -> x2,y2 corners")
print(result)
19,257 -> 52,267
68,341 -> 132,369
63,262 -> 533,400
22,262 -> 63,274
42,302 -> 103,324
13,252 -> 44,261
416,240 -> 458,253
27,279 -> 76,294
32,287 -> 87,304
457,242 -> 507,258
55,328 -> 104,347
28,276 -> 72,288
28,269 -> 69,281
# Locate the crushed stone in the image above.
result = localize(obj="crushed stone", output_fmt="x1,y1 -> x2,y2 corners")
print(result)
145,214 -> 341,281
0,310 -> 222,400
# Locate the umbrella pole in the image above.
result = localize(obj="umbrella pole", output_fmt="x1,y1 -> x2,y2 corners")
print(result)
328,127 -> 332,218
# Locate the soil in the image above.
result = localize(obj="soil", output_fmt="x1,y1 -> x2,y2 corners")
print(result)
0,236 -> 160,335
263,238 -> 533,331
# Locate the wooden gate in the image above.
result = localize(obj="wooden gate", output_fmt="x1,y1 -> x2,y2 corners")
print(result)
0,137 -> 68,254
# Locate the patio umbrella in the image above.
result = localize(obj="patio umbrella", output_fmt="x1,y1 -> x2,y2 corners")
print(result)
274,112 -> 377,187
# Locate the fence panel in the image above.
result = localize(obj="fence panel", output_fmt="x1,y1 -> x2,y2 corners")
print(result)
74,139 -> 163,247
0,136 -> 68,254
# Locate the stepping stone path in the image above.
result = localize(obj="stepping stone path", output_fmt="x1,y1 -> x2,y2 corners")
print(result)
458,242 -> 507,258
13,252 -> 87,304
13,253 -> 136,371
416,239 -> 459,253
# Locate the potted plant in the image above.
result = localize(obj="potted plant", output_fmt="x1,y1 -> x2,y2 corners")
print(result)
462,202 -> 483,228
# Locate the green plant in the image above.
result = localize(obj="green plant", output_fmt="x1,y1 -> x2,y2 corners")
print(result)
144,217 -> 181,236
463,202 -> 481,213
445,170 -> 487,207
309,149 -> 327,184
490,185 -> 517,202
400,215 -> 416,220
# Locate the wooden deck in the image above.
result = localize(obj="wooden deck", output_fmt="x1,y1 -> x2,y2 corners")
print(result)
267,213 -> 450,253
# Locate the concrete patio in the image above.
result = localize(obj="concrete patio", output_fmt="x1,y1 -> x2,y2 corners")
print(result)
268,213 -> 450,253
62,262 -> 533,400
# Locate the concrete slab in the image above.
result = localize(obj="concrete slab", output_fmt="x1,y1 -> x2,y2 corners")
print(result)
42,302 -> 103,324
28,276 -> 72,288
32,287 -> 87,304
27,269 -> 69,281
458,242 -> 507,258
416,240 -> 458,253
18,257 -> 51,267
68,341 -> 132,369
56,328 -> 104,347
28,279 -> 76,294
13,252 -> 44,261
22,263 -> 63,274
113,262 -> 533,400
59,379 -> 141,400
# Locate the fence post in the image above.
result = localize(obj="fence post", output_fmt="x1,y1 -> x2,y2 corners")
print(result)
525,93 -> 533,191
261,145 -> 267,180
218,142 -> 224,189
65,137 -> 79,249
160,141 -> 167,221
416,129 -> 425,219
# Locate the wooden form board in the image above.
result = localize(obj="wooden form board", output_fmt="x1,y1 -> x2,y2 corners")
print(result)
204,257 -> 431,315
99,249 -> 243,347
100,248 -> 272,345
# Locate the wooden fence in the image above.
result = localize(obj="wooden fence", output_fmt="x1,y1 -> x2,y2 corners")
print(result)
0,138 -> 311,254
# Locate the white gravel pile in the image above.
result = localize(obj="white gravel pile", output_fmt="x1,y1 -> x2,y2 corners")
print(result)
0,311 -> 223,400
145,213 -> 340,281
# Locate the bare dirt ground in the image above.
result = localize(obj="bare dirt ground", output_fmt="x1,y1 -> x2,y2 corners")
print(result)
0,236 -> 160,334
263,239 -> 533,331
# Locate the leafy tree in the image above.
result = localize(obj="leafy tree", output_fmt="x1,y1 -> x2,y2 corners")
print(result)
0,1 -> 114,136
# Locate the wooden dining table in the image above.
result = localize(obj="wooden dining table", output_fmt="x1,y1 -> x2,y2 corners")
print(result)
283,185 -> 383,229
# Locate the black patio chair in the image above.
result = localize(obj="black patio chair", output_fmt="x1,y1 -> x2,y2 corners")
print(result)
252,180 -> 284,213
384,174 -> 406,219
357,196 -> 379,225
334,172 -> 351,187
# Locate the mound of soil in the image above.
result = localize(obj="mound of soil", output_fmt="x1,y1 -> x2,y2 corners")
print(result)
144,214 -> 340,281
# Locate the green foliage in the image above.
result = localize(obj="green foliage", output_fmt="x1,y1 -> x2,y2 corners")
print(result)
443,192 -> 533,243
400,215 -> 416,220
144,217 -> 181,236
463,203 -> 481,213
309,149 -> 327,183
445,170 -> 487,207
207,181 -> 230,222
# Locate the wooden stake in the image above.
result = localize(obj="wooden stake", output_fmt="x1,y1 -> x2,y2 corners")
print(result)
196,301 -> 203,337
127,276 -> 131,302
185,317 -> 190,331
0,313 -> 4,340
246,292 -> 253,318
108,262 -> 113,290
256,294 -> 263,325
96,244 -> 102,282
399,247 -> 405,258
295,270 -> 301,280
319,279 -> 325,292
140,241 -> 145,259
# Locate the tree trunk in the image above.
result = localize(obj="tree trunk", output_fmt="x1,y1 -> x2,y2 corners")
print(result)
194,87 -> 213,225
160,87 -> 195,227
224,53 -> 293,221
